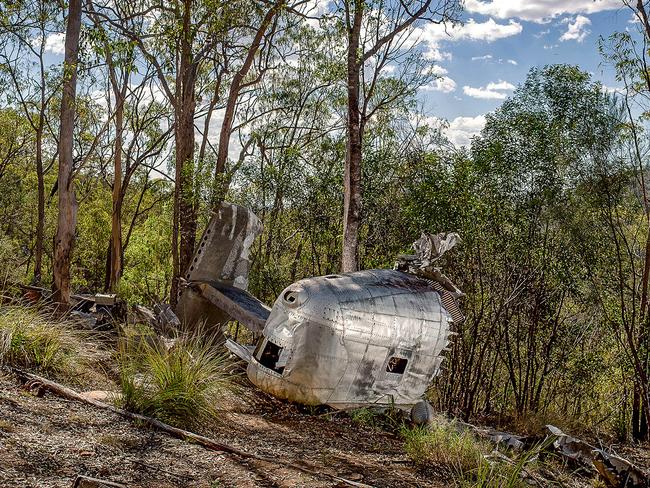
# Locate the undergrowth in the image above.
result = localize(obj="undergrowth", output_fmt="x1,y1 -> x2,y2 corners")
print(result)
402,417 -> 554,487
349,406 -> 406,431
118,329 -> 237,428
0,305 -> 90,379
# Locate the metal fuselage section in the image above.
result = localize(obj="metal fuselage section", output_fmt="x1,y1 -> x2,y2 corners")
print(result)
247,269 -> 452,408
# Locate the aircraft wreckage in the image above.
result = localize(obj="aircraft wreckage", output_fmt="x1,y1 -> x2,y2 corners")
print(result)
176,203 -> 464,410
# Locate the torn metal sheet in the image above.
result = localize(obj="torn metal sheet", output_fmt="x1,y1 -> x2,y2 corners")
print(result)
547,425 -> 648,487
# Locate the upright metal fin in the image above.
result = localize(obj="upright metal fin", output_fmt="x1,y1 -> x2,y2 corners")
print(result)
175,203 -> 262,334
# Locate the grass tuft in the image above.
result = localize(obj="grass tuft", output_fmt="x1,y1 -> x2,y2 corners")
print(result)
402,419 -> 489,481
117,329 -> 236,428
401,417 -> 549,486
0,305 -> 89,378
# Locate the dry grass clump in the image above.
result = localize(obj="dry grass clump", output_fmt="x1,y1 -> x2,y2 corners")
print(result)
401,417 -> 547,487
0,305 -> 90,378
117,329 -> 236,429
402,418 -> 490,481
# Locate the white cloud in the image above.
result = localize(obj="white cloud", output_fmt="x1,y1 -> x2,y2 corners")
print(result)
486,80 -> 515,90
506,59 -> 518,65
463,80 -> 514,99
559,15 -> 591,42
417,18 -> 522,61
422,76 -> 457,93
472,54 -> 493,61
602,85 -> 623,95
446,115 -> 486,146
420,65 -> 456,93
425,65 -> 449,76
465,0 -> 620,23
43,32 -> 65,55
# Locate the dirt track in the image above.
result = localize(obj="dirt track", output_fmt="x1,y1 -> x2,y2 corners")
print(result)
0,373 -> 442,487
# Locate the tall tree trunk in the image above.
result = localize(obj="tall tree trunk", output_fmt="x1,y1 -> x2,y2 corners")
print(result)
108,93 -> 124,292
33,28 -> 48,286
342,1 -> 363,272
52,0 -> 82,307
34,124 -> 45,284
170,0 -> 197,307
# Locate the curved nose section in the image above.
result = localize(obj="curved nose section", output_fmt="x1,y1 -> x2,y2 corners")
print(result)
262,284 -> 309,347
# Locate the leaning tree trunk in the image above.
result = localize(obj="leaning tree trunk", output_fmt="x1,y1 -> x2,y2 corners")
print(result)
52,0 -> 82,307
342,1 -> 363,273
213,1 -> 283,206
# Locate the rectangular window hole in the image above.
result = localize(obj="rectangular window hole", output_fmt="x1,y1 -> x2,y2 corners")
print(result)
258,339 -> 285,374
386,357 -> 408,374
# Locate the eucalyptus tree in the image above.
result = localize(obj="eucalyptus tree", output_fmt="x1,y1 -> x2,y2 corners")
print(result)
232,19 -> 346,299
86,5 -> 173,292
0,0 -> 62,284
335,0 -> 461,272
52,0 -> 82,306
89,0 -> 313,305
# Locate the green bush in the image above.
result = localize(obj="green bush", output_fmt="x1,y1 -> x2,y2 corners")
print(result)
118,329 -> 236,428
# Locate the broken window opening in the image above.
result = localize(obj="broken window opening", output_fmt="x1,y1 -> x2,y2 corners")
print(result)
386,357 -> 408,374
257,339 -> 285,374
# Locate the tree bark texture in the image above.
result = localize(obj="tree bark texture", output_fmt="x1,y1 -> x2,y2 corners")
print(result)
171,0 -> 197,307
52,0 -> 82,307
342,0 -> 363,273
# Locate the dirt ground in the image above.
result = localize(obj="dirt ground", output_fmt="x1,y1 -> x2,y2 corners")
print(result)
0,372 -> 443,488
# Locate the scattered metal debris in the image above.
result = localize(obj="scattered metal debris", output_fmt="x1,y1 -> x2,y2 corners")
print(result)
152,303 -> 181,334
546,425 -> 647,487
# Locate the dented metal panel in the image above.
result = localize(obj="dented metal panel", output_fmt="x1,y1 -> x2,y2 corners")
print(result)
176,203 -> 262,332
243,270 -> 453,408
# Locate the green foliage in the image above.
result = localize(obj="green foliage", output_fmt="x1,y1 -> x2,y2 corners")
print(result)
117,329 -> 236,428
402,421 -> 554,487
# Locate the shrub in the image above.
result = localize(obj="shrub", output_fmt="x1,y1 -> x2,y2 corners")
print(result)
0,305 -> 86,377
118,329 -> 236,428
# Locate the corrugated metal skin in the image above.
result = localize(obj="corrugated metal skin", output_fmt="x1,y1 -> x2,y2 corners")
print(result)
246,269 -> 455,408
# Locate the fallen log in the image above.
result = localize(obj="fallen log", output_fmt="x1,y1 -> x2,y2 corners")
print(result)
72,475 -> 126,488
9,367 -> 373,488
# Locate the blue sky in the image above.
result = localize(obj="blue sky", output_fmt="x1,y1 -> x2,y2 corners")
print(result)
416,0 -> 636,145
35,1 -> 637,148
